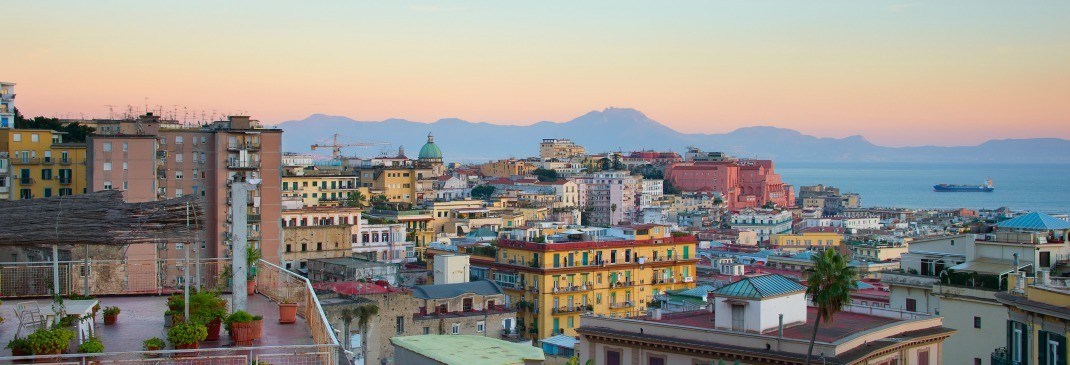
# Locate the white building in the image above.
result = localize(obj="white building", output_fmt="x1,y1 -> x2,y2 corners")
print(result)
356,219 -> 414,263
281,153 -> 314,167
577,171 -> 640,226
639,179 -> 663,209
730,208 -> 792,242
433,253 -> 471,285
433,175 -> 473,201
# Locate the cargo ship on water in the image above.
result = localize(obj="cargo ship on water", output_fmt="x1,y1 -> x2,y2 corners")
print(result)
933,179 -> 994,192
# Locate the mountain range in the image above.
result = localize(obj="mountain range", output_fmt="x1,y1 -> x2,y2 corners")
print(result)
275,108 -> 1070,163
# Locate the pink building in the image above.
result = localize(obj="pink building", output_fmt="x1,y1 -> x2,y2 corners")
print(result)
87,114 -> 283,288
665,159 -> 794,211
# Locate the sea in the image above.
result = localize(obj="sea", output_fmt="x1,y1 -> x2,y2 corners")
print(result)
776,162 -> 1070,214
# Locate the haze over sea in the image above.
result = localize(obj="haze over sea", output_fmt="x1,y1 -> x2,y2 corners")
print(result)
776,162 -> 1070,214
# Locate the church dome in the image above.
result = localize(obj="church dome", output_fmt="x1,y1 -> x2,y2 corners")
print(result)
418,133 -> 443,160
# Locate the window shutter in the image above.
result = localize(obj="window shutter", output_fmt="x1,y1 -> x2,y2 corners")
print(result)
1022,323 -> 1030,365
1039,331 -> 1048,365
1057,333 -> 1067,365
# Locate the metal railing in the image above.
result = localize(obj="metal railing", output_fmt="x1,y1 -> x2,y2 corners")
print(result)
255,259 -> 343,363
0,343 -> 338,364
0,258 -> 230,297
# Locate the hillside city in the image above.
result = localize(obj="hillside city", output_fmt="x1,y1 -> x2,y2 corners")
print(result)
1,81 -> 1068,365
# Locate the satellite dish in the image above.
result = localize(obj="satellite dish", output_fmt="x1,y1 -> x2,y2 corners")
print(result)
248,178 -> 262,186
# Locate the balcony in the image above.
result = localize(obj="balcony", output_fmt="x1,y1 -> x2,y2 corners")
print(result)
551,306 -> 586,314
12,158 -> 40,165
59,158 -> 72,165
0,93 -> 14,100
59,177 -> 72,185
41,157 -> 54,165
228,142 -> 262,151
880,270 -> 941,289
0,258 -> 342,364
155,150 -> 167,159
610,281 -> 637,288
552,284 -> 591,294
228,159 -> 260,169
18,177 -> 34,185
609,301 -> 634,309
249,214 -> 262,223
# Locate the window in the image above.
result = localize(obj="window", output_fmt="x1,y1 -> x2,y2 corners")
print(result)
41,169 -> 52,180
648,356 -> 666,365
476,321 -> 485,333
122,162 -> 128,170
103,162 -> 112,171
606,350 -> 622,365
974,316 -> 981,329
31,134 -> 39,142
175,136 -> 183,144
122,142 -> 128,151
103,181 -> 112,190
917,349 -> 929,365
176,153 -> 183,163
123,181 -> 128,190
43,188 -> 52,198
1040,331 -> 1066,365
175,189 -> 183,197
103,142 -> 111,152
396,316 -> 405,335
176,171 -> 184,179
12,133 -> 20,142
451,323 -> 460,335
286,244 -> 292,253
423,327 -> 430,335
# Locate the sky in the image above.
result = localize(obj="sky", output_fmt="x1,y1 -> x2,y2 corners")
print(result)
4,1 -> 1069,147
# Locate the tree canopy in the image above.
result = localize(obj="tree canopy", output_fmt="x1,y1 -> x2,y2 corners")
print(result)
532,168 -> 559,182
13,108 -> 96,143
471,185 -> 496,200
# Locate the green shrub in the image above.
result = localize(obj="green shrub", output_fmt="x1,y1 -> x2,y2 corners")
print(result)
77,337 -> 104,353
26,327 -> 74,354
102,306 -> 120,316
142,337 -> 165,350
6,337 -> 30,352
224,310 -> 255,330
167,322 -> 207,346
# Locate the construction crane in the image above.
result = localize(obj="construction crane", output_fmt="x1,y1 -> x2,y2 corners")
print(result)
311,133 -> 391,160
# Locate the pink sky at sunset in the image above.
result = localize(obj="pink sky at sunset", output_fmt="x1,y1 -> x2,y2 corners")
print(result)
3,1 -> 1068,147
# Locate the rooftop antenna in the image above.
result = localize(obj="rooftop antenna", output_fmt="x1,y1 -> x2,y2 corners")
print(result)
104,105 -> 116,120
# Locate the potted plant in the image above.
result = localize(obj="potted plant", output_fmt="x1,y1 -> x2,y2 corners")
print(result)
167,322 -> 207,355
6,336 -> 30,357
164,309 -> 186,327
246,245 -> 262,296
278,287 -> 299,324
77,336 -> 104,364
188,292 -> 226,341
225,311 -> 256,346
251,315 -> 264,340
26,327 -> 74,361
102,306 -> 120,325
167,294 -> 184,311
142,337 -> 164,351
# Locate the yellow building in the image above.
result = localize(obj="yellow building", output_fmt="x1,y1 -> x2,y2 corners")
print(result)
479,158 -> 536,178
0,129 -> 87,200
354,166 -> 417,204
282,172 -> 365,207
996,275 -> 1069,365
769,229 -> 844,254
490,225 -> 698,339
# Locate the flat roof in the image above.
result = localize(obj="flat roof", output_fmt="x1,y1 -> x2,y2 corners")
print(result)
310,257 -> 396,268
646,307 -> 901,343
390,335 -> 545,365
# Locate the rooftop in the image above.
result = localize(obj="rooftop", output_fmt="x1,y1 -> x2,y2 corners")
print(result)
411,279 -> 504,300
390,335 -> 545,365
996,211 -> 1070,230
711,274 -> 805,300
311,257 -> 398,269
644,307 -> 901,343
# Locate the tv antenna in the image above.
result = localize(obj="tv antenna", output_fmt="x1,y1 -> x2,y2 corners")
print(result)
311,133 -> 391,160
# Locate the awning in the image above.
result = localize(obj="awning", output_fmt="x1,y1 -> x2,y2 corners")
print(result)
540,334 -> 578,349
949,257 -> 1032,275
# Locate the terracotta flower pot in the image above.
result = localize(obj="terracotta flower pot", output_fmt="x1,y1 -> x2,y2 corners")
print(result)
231,322 -> 254,346
32,349 -> 61,363
251,318 -> 263,340
103,313 -> 118,325
278,303 -> 298,324
205,318 -> 222,341
174,342 -> 198,357
247,280 -> 256,296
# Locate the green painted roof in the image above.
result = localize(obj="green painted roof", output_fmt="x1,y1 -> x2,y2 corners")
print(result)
391,335 -> 545,365
712,274 -> 805,300
419,133 -> 443,159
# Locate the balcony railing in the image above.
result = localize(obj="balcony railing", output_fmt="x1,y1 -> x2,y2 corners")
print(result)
59,177 -> 72,185
229,142 -> 262,151
12,157 -> 40,165
19,177 -> 34,185
552,306 -> 585,314
880,271 -> 941,288
255,259 -> 342,362
609,301 -> 634,309
552,284 -> 591,293
228,159 -> 261,169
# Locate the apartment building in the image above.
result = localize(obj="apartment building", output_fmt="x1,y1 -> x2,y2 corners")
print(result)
86,115 -> 283,274
539,138 -> 586,161
479,158 -> 537,178
1,129 -> 87,200
577,171 -> 639,227
666,150 -> 795,210
487,225 -> 698,339
320,280 -> 518,365
577,274 -> 955,365
0,82 -> 14,128
282,171 -> 363,207
769,229 -> 845,253
729,208 -> 793,242
994,273 -> 1069,365
881,213 -> 1070,365
356,219 -> 413,263
353,165 -> 418,204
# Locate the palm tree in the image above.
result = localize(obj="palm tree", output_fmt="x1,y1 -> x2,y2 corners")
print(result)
355,303 -> 380,362
803,248 -> 858,365
339,308 -> 354,350
347,191 -> 367,208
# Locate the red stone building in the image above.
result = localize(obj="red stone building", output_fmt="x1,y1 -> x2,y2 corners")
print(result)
665,159 -> 794,211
